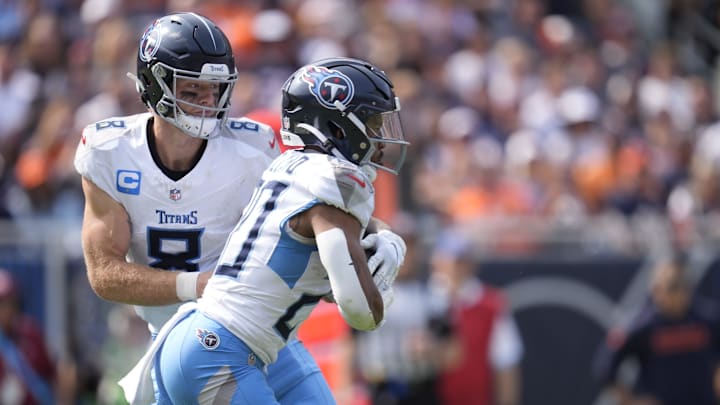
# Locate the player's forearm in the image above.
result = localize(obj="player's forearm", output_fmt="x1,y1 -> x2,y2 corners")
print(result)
84,250 -> 182,305
353,249 -> 384,326
317,228 -> 383,329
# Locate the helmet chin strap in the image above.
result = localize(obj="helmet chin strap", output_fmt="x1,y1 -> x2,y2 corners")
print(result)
333,100 -> 367,133
174,109 -> 220,139
296,123 -> 379,179
296,123 -> 347,161
331,100 -> 377,167
126,72 -> 145,94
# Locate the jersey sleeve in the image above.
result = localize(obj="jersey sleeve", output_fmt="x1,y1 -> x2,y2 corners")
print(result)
297,158 -> 375,228
225,117 -> 281,160
73,117 -> 130,201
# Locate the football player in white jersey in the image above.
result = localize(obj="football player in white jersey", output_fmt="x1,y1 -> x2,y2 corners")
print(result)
150,57 -> 410,404
75,14 -> 405,405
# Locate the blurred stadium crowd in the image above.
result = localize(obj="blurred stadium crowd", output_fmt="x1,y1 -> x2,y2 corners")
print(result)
1,0 -> 720,404
3,0 -> 720,254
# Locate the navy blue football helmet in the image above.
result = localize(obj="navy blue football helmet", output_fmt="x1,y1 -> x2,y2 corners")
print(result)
130,12 -> 238,139
280,57 -> 408,174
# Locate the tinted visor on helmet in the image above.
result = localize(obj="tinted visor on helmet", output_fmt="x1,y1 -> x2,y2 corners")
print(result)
361,100 -> 408,174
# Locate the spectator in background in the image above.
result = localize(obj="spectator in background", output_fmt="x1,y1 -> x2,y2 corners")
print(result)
0,39 -> 42,216
0,40 -> 40,164
429,231 -> 523,405
6,0 -> 720,402
595,259 -> 720,405
544,85 -> 614,214
354,212 -> 443,405
0,269 -> 60,405
446,136 -> 533,222
14,98 -> 77,215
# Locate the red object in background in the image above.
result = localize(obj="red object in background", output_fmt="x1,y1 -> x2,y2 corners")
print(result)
297,301 -> 372,405
373,169 -> 398,225
297,301 -> 350,390
438,288 -> 505,405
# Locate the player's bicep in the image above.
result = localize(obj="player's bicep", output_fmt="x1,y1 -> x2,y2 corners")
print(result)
308,204 -> 361,242
307,204 -> 366,269
81,176 -> 131,264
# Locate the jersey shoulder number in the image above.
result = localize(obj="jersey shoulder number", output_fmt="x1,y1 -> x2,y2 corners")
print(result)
79,114 -> 145,149
79,120 -> 125,148
226,117 -> 280,157
74,113 -> 148,184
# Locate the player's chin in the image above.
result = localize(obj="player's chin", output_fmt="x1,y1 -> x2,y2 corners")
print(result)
187,110 -> 214,118
178,104 -> 215,118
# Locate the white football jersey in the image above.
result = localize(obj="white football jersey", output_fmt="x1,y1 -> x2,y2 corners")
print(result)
199,150 -> 375,365
74,112 -> 278,333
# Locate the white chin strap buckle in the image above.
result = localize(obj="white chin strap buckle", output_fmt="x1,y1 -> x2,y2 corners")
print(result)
176,112 -> 219,139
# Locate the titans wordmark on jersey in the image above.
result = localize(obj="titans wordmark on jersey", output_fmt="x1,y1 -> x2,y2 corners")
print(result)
74,112 -> 278,333
199,150 -> 375,365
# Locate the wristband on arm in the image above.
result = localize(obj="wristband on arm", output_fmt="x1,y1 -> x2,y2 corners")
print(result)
176,271 -> 200,301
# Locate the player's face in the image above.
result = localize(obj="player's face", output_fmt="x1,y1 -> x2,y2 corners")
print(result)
366,114 -> 383,138
175,78 -> 221,117
363,110 -> 407,173
366,114 -> 385,164
370,142 -> 385,164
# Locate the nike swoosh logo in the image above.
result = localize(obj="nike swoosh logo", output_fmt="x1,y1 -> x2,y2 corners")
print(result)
345,173 -> 366,188
268,136 -> 276,149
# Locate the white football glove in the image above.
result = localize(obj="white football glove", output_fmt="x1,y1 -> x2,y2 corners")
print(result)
361,229 -> 407,277
373,271 -> 395,315
361,229 -> 407,311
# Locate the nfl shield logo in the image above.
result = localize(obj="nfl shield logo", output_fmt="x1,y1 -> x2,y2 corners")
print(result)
169,188 -> 181,201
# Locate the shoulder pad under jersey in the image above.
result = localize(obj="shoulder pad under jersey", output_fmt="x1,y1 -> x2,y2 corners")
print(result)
296,155 -> 375,228
77,114 -> 146,150
225,117 -> 280,159
73,113 -> 147,186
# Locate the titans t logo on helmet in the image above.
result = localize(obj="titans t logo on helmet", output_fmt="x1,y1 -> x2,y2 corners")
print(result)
300,66 -> 354,110
139,20 -> 162,62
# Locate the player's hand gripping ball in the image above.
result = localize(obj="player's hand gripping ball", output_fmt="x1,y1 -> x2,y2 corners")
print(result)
360,226 -> 407,312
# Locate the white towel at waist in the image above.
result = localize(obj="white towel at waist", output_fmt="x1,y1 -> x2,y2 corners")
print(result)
118,302 -> 197,405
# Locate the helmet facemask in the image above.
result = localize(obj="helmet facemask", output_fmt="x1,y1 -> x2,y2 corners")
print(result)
151,62 -> 237,139
332,97 -> 409,175
280,58 -> 410,175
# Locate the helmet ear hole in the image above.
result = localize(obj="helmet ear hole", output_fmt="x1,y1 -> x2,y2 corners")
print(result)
327,121 -> 346,140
